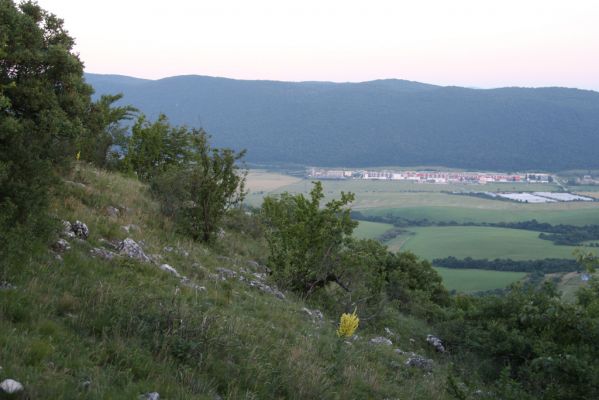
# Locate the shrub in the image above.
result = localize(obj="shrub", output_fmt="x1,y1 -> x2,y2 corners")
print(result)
149,131 -> 247,242
261,181 -> 357,294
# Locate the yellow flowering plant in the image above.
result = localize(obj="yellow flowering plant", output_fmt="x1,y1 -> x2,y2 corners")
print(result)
336,309 -> 359,338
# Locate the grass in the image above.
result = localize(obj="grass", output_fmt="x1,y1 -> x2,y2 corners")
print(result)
387,226 -> 583,261
353,220 -> 394,240
0,164 -> 454,399
434,267 -> 526,293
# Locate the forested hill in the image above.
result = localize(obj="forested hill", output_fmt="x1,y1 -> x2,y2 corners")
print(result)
86,73 -> 599,171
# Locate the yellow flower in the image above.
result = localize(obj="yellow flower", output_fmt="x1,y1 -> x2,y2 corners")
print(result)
76,151 -> 81,161
336,309 -> 359,338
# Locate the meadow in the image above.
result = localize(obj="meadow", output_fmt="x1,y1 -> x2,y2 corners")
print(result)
434,267 -> 526,293
353,220 -> 394,239
388,226 -> 582,260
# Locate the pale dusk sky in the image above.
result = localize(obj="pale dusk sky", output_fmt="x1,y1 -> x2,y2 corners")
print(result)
37,0 -> 599,90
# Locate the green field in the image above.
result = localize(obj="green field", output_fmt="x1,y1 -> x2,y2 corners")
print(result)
434,267 -> 526,293
361,206 -> 599,226
353,220 -> 394,239
387,226 -> 582,261
244,171 -> 599,292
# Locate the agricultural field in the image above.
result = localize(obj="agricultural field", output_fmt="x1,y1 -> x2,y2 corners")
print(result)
434,267 -> 526,293
243,170 -> 599,292
360,206 -> 599,226
387,226 -> 583,261
353,220 -> 394,240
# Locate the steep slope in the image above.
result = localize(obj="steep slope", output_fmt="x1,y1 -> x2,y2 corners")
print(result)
86,73 -> 599,171
0,165 -> 451,399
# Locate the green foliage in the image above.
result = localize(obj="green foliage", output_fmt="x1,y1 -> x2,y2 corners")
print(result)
385,251 -> 450,318
151,144 -> 247,242
121,114 -> 194,181
79,93 -> 137,167
439,280 -> 599,399
261,181 -> 357,294
120,114 -> 248,242
0,0 -> 92,268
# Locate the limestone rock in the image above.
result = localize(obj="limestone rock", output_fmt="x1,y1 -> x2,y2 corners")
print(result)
302,307 -> 324,321
370,336 -> 393,346
426,334 -> 445,353
53,238 -> 71,252
140,392 -> 160,400
0,378 -> 24,394
0,281 -> 17,290
90,247 -> 117,261
159,264 -> 181,278
247,279 -> 286,299
216,267 -> 237,279
405,356 -> 434,372
118,238 -> 151,263
72,220 -> 89,240
106,206 -> 120,218
62,220 -> 76,239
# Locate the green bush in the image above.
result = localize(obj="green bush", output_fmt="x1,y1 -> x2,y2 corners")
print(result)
0,0 -> 94,264
261,181 -> 357,295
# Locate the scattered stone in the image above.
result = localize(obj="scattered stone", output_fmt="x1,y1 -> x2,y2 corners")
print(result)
426,334 -> 445,353
118,238 -> 151,263
80,380 -> 92,390
0,281 -> 17,290
62,220 -> 76,239
72,220 -> 89,240
149,254 -> 163,264
395,349 -> 417,357
385,327 -> 396,338
140,392 -> 160,400
405,356 -> 434,372
52,238 -> 71,252
370,336 -> 393,346
106,206 -> 120,218
163,246 -> 174,253
247,279 -> 286,299
99,238 -> 121,251
159,264 -> 181,278
0,379 -> 24,395
64,180 -> 86,189
302,307 -> 324,321
90,247 -> 117,261
216,267 -> 237,279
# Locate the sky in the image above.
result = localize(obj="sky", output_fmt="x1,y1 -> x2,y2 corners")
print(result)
37,0 -> 599,90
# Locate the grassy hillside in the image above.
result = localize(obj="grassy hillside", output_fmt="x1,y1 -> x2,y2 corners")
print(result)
86,73 -> 599,171
0,165 -> 452,399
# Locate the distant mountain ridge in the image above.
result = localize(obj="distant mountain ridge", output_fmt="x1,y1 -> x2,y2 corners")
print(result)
85,73 -> 599,171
